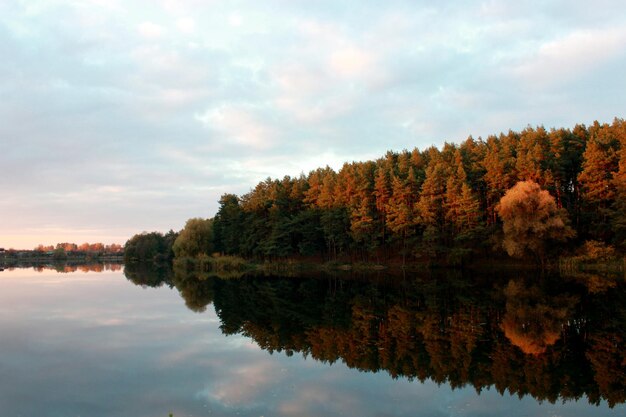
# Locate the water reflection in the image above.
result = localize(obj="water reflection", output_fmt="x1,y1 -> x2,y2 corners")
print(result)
0,262 -> 122,273
124,262 -> 173,288
500,279 -> 577,355
126,266 -> 626,408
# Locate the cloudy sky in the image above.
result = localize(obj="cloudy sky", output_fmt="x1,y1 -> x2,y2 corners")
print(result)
1,0 -> 625,248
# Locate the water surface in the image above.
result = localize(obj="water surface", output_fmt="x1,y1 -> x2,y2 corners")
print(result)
0,265 -> 624,416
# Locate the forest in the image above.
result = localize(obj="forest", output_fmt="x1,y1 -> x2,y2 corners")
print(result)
118,120 -> 626,409
126,119 -> 626,267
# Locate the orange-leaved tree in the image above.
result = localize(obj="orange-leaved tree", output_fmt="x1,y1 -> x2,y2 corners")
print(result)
496,180 -> 574,265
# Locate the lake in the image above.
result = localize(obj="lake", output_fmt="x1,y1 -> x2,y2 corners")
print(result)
0,264 -> 624,417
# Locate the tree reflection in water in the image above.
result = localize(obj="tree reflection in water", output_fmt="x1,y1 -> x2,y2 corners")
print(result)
2,263 -> 123,273
500,279 -> 577,355
125,266 -> 626,407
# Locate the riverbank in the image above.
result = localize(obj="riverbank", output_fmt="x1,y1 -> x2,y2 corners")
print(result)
169,253 -> 626,280
0,255 -> 124,270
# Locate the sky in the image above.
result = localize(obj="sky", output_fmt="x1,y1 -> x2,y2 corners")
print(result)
1,0 -> 625,249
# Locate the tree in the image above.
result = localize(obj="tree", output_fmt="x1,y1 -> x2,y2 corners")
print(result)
577,121 -> 620,241
496,181 -> 574,264
124,232 -> 168,262
347,162 -> 377,257
515,126 -> 550,185
611,119 -> 626,248
483,132 -> 518,225
213,194 -> 243,254
373,164 -> 392,244
173,218 -> 214,258
145,120 -> 622,265
162,230 -> 179,259
386,174 -> 415,264
501,279 -> 576,355
416,160 -> 448,257
53,246 -> 67,260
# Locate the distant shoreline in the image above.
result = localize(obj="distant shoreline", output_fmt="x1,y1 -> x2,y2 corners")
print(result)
0,253 -> 124,267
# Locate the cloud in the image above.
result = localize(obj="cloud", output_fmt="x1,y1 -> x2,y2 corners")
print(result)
228,13 -> 243,27
176,17 -> 196,34
137,21 -> 164,39
1,0 -> 625,247
329,46 -> 376,78
195,104 -> 279,150
510,26 -> 626,88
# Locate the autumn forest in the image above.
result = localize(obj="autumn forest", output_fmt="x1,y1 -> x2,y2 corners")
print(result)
134,118 -> 626,267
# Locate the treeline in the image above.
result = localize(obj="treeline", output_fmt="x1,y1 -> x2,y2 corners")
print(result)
123,221 -> 214,263
207,119 -> 625,263
33,242 -> 123,254
1,242 -> 124,262
125,119 -> 626,266
123,230 -> 179,263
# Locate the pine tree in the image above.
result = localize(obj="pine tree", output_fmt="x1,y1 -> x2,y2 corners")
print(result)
444,151 -> 467,235
213,194 -> 243,255
611,119 -> 626,248
387,174 -> 415,263
444,159 -> 483,260
374,164 -> 392,245
578,121 -> 620,241
483,132 -> 518,225
515,126 -> 549,185
317,169 -> 337,209
416,159 -> 448,257
349,162 -> 377,257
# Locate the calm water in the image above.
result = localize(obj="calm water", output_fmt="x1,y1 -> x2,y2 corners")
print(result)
0,264 -> 624,417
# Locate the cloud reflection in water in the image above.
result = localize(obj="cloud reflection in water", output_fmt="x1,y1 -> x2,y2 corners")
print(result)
0,268 -> 623,417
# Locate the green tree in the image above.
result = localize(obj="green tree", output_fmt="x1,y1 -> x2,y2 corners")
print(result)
173,218 -> 214,258
163,230 -> 179,260
213,194 -> 243,254
53,246 -> 67,260
291,208 -> 325,256
124,232 -> 168,263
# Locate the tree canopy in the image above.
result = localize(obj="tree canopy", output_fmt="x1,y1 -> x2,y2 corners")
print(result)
201,119 -> 623,263
496,180 -> 575,261
173,218 -> 214,258
124,230 -> 178,263
128,118 -> 625,264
